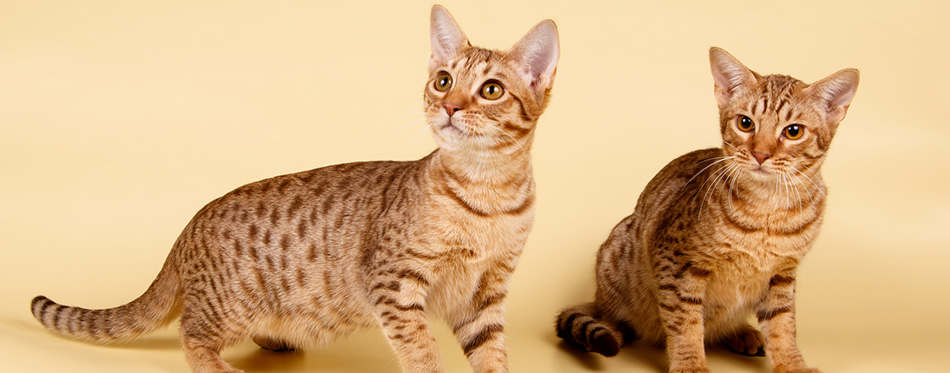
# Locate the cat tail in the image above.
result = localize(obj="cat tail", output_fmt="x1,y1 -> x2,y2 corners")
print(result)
30,260 -> 181,344
555,302 -> 625,357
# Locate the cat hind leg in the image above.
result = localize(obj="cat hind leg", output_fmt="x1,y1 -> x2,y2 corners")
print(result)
178,293 -> 249,373
180,329 -> 244,373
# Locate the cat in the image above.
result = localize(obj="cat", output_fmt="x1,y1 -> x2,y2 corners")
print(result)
30,5 -> 559,373
556,47 -> 858,373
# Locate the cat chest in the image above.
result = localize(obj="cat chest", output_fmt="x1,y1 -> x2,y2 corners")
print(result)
700,239 -> 800,311
425,259 -> 496,316
696,255 -> 766,303
701,272 -> 771,327
705,219 -> 816,269
416,206 -> 533,260
414,213 -> 530,315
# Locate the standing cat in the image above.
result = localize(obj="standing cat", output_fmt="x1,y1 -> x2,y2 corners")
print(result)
30,5 -> 559,373
556,47 -> 858,373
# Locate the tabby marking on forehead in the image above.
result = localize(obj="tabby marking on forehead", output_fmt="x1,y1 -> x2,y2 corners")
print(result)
557,47 -> 858,373
748,76 -> 802,116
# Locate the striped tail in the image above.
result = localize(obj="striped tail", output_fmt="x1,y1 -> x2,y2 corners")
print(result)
555,302 -> 625,357
30,262 -> 181,344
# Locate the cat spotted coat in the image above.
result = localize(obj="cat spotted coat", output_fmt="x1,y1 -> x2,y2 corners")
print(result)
31,5 -> 559,373
556,48 -> 858,373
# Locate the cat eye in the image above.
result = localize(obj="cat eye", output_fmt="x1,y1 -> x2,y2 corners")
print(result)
784,124 -> 805,140
434,72 -> 453,92
737,115 -> 755,132
480,81 -> 504,100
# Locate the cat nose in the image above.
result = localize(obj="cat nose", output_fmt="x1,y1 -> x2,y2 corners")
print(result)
752,151 -> 772,165
443,103 -> 463,116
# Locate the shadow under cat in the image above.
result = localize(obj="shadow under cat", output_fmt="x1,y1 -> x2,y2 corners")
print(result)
559,338 -> 771,372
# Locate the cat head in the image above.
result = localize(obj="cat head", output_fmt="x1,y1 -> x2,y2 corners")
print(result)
425,5 -> 559,154
709,47 -> 859,181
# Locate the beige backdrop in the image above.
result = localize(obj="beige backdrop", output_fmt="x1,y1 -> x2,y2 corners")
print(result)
2,1 -> 948,372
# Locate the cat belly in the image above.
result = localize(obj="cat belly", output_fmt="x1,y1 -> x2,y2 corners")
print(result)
249,308 -> 376,349
244,277 -> 379,348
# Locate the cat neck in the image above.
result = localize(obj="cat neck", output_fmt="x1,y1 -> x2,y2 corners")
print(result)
426,140 -> 535,215
725,167 -> 826,209
711,158 -> 827,233
432,137 -> 534,185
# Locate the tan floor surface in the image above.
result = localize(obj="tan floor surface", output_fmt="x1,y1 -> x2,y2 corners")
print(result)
2,1 -> 949,372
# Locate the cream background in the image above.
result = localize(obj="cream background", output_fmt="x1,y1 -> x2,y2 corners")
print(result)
2,1 -> 948,372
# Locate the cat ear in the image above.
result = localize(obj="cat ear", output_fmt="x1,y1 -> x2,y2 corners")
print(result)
430,5 -> 470,68
804,68 -> 860,124
709,47 -> 758,108
507,20 -> 560,95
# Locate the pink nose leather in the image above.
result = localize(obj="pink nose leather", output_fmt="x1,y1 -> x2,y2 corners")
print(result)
443,103 -> 462,116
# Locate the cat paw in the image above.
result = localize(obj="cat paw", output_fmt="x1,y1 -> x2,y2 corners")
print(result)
723,326 -> 765,356
251,335 -> 298,352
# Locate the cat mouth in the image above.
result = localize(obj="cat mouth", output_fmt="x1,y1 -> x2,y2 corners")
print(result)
747,164 -> 775,177
440,121 -> 467,137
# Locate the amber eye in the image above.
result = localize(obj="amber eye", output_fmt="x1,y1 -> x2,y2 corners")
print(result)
737,115 -> 755,132
784,124 -> 805,140
480,81 -> 504,100
434,73 -> 453,92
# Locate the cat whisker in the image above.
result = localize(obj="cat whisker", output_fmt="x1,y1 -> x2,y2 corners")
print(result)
413,115 -> 439,141
772,168 -> 783,206
787,164 -> 826,198
684,156 -> 736,190
400,112 -> 433,140
695,161 -> 729,204
697,156 -> 734,164
775,173 -> 789,209
785,169 -> 809,215
487,124 -> 528,155
711,163 -> 741,216
403,116 -> 431,129
698,162 -> 735,219
726,162 -> 743,212
780,170 -> 791,210
693,162 -> 724,206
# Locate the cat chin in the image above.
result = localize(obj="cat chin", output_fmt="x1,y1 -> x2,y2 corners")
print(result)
744,166 -> 778,181
431,117 -> 509,151
436,121 -> 491,141
440,122 -> 466,136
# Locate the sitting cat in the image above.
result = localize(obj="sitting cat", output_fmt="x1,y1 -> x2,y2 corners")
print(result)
556,47 -> 858,373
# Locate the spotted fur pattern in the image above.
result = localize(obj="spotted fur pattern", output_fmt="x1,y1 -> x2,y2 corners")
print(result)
556,48 -> 858,373
31,6 -> 559,373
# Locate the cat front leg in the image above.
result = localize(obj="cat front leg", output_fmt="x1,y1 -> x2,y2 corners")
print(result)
757,273 -> 821,373
369,265 -> 444,373
656,256 -> 712,373
447,263 -> 514,373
